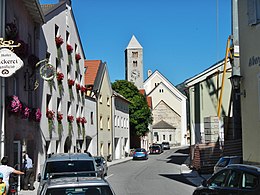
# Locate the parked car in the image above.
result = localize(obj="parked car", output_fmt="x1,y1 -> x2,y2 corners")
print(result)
161,142 -> 170,150
193,164 -> 260,195
132,148 -> 148,160
37,153 -> 96,194
149,145 -> 162,154
214,156 -> 243,173
94,156 -> 108,177
38,174 -> 115,195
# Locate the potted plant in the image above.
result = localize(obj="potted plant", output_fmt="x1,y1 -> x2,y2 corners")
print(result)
67,114 -> 74,136
55,35 -> 64,48
21,106 -> 30,119
46,109 -> 55,138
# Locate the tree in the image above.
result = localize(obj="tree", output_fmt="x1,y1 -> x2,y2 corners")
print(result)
112,80 -> 153,136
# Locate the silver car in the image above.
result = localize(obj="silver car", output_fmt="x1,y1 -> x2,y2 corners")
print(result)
94,156 -> 108,177
37,153 -> 96,194
39,175 -> 115,195
214,156 -> 242,173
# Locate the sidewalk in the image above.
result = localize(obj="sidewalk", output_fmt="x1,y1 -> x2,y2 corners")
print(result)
19,156 -> 132,194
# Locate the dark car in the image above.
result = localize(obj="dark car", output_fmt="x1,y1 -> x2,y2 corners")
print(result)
193,164 -> 260,195
132,148 -> 148,160
162,142 -> 170,150
94,156 -> 108,177
149,145 -> 162,154
214,156 -> 242,173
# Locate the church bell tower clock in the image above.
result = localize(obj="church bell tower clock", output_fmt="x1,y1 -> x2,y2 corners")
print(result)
125,35 -> 143,89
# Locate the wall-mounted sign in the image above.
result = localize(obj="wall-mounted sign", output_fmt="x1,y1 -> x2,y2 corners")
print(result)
0,48 -> 23,77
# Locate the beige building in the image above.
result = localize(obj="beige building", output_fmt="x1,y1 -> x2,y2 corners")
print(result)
85,60 -> 113,160
238,0 -> 260,164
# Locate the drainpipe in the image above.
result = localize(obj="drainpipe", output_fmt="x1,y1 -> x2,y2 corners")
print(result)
0,0 -> 6,159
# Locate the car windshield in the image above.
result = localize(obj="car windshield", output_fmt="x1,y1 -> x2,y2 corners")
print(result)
44,161 -> 95,179
46,186 -> 113,195
216,157 -> 230,167
151,146 -> 160,150
135,148 -> 145,152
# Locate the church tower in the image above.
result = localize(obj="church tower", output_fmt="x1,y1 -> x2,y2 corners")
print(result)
125,35 -> 143,89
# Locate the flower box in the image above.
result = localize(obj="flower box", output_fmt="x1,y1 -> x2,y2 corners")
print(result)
9,95 -> 23,113
76,83 -> 81,90
34,108 -> 42,122
76,117 -> 82,124
22,107 -> 30,119
55,35 -> 64,47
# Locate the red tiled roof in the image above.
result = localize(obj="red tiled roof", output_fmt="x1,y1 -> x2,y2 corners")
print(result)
139,89 -> 145,95
147,96 -> 152,108
84,60 -> 101,86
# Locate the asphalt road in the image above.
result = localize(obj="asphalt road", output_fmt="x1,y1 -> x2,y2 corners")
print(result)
106,147 -> 197,195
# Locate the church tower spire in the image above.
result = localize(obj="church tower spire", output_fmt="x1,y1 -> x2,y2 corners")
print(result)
125,35 -> 144,89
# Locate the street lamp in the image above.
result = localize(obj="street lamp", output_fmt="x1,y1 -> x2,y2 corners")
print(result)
229,75 -> 246,98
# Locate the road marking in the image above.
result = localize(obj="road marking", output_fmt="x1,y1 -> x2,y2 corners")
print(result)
106,174 -> 114,179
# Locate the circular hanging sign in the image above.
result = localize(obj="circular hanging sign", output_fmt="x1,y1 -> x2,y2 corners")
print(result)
0,48 -> 23,77
40,63 -> 56,81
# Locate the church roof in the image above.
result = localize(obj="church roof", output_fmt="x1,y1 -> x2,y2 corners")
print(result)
153,120 -> 176,129
126,35 -> 143,49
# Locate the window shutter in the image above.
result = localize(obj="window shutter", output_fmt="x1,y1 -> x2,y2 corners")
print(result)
248,0 -> 257,25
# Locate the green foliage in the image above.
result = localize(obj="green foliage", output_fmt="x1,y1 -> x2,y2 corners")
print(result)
112,80 -> 153,137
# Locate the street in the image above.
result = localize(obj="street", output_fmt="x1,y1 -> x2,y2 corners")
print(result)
106,147 -> 205,195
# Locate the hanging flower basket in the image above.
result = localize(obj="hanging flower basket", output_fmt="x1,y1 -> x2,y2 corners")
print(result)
46,109 -> 55,120
81,117 -> 87,125
75,53 -> 81,62
8,95 -> 23,113
57,72 -> 64,82
67,44 -> 73,54
80,86 -> 86,93
21,106 -> 30,119
57,112 -> 63,122
55,35 -> 64,47
68,79 -> 75,87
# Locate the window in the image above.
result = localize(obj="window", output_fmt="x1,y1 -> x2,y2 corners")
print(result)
242,172 -> 258,189
209,169 -> 229,187
226,170 -> 241,188
99,94 -> 102,104
91,112 -> 94,124
108,117 -> 110,130
132,52 -> 138,58
163,135 -> 165,140
248,0 -> 260,25
107,97 -> 110,106
133,61 -> 137,67
100,116 -> 103,130
159,89 -> 164,93
169,135 -> 172,141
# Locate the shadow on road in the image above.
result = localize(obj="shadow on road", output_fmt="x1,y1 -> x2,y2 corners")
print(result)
159,173 -> 199,187
166,147 -> 190,165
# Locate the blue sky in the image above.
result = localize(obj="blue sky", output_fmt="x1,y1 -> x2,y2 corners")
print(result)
40,0 -> 231,85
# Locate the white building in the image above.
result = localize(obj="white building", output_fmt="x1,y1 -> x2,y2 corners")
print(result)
112,91 -> 130,160
144,70 -> 188,146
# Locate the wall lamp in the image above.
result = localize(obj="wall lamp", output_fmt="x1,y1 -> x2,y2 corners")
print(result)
229,75 -> 246,98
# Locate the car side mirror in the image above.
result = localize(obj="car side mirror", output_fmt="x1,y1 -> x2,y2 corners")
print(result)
201,179 -> 207,187
37,173 -> 41,182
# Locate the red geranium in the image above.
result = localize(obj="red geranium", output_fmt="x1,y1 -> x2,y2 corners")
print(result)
68,79 -> 75,86
57,72 -> 64,81
57,112 -> 63,122
55,35 -> 64,47
76,117 -> 82,124
46,109 -> 55,120
75,53 -> 81,62
76,83 -> 81,90
81,117 -> 87,124
67,44 -> 73,54
67,115 -> 74,123
80,86 -> 86,93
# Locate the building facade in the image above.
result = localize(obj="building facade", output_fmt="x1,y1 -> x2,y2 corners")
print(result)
238,0 -> 260,164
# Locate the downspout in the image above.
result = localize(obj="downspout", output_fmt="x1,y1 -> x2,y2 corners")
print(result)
0,0 -> 6,159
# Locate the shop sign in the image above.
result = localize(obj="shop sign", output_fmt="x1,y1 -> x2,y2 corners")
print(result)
0,48 -> 23,77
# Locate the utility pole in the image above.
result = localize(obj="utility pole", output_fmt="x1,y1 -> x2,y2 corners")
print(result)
230,0 -> 242,139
